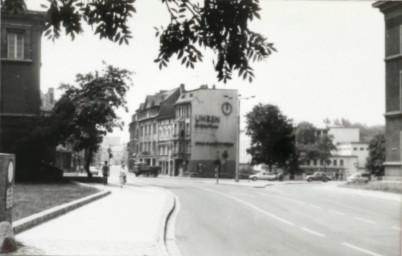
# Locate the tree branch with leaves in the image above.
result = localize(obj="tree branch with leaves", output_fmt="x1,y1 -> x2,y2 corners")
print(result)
1,0 -> 275,83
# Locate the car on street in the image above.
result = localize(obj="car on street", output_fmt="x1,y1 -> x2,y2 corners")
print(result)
305,172 -> 332,182
89,166 -> 99,176
249,171 -> 278,181
346,173 -> 370,184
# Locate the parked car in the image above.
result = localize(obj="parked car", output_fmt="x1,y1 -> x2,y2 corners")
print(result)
249,171 -> 278,181
305,172 -> 332,182
89,166 -> 99,176
346,173 -> 369,184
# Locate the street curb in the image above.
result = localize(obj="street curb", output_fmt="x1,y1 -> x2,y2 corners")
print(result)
164,195 -> 182,256
155,191 -> 176,256
12,189 -> 111,234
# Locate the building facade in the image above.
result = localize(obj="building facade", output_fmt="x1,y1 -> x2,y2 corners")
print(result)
0,10 -> 46,178
128,84 -> 238,178
299,126 -> 369,179
374,2 -> 402,181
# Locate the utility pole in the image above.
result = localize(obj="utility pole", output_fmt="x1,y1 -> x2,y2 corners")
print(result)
235,95 -> 255,183
235,96 -> 240,183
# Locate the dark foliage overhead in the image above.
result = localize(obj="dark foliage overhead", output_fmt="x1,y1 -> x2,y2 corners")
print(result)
1,0 -> 275,83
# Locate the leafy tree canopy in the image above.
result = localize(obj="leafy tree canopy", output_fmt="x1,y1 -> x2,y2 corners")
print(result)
50,63 -> 133,177
366,134 -> 385,176
1,0 -> 275,83
245,104 -> 294,171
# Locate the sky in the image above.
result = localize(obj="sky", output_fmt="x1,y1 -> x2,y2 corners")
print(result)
27,0 -> 385,143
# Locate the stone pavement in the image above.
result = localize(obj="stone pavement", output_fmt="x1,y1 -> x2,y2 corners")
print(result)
10,166 -> 174,256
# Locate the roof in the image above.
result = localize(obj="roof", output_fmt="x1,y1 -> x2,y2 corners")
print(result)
138,88 -> 178,111
157,88 -> 180,120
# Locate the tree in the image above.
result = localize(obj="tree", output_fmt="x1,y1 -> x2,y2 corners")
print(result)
245,104 -> 294,172
1,0 -> 275,83
366,134 -> 385,176
315,133 -> 336,172
292,122 -> 319,173
50,64 -> 132,177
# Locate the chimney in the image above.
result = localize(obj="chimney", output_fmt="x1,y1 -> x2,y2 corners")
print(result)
180,83 -> 185,93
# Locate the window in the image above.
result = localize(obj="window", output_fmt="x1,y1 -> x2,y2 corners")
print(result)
7,32 -> 24,59
353,148 -> 357,151
186,123 -> 190,136
333,160 -> 337,166
313,160 -> 317,166
360,148 -> 364,151
340,159 -> 344,166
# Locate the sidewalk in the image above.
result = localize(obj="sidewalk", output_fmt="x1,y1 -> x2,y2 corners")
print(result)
159,175 -> 306,188
12,167 -> 174,256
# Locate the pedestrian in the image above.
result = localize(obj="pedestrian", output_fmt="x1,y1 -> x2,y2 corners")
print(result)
119,163 -> 127,188
102,161 -> 110,185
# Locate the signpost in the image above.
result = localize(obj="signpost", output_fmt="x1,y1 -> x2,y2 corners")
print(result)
0,154 -> 15,223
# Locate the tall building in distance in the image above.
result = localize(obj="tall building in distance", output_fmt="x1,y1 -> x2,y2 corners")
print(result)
374,2 -> 402,181
128,84 -> 238,178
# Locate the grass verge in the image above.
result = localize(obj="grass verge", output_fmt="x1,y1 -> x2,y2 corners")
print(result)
13,180 -> 100,221
340,181 -> 402,194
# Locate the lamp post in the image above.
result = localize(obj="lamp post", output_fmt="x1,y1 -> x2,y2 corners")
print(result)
225,94 -> 255,182
235,95 -> 255,182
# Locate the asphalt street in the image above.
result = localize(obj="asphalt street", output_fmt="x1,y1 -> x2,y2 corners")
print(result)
133,177 -> 401,256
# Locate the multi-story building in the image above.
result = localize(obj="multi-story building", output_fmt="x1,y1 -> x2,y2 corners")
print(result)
128,84 -> 238,178
374,2 -> 402,181
300,126 -> 369,179
0,9 -> 46,178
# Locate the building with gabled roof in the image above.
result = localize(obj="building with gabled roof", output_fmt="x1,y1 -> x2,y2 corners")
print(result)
128,84 -> 238,178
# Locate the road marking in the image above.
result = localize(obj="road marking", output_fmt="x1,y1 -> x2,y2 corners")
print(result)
391,226 -> 401,231
343,243 -> 383,256
309,204 -> 322,209
329,210 -> 346,216
300,227 -> 325,237
231,192 -> 254,197
254,191 -> 305,205
203,188 -> 295,226
354,217 -> 376,224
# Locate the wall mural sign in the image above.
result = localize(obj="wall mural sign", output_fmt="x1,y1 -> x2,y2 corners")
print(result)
195,115 -> 220,128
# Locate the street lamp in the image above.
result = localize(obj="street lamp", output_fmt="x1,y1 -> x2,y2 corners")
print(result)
225,94 -> 255,183
236,95 -> 255,182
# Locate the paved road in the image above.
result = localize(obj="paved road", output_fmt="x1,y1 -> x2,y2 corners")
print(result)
133,177 -> 401,256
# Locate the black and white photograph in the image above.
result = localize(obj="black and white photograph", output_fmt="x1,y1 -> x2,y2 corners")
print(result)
0,0 -> 401,255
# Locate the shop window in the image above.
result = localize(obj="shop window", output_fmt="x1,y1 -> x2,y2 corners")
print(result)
7,32 -> 24,59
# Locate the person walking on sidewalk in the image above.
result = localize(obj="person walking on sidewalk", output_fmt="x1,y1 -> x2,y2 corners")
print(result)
119,163 -> 127,188
102,161 -> 110,185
